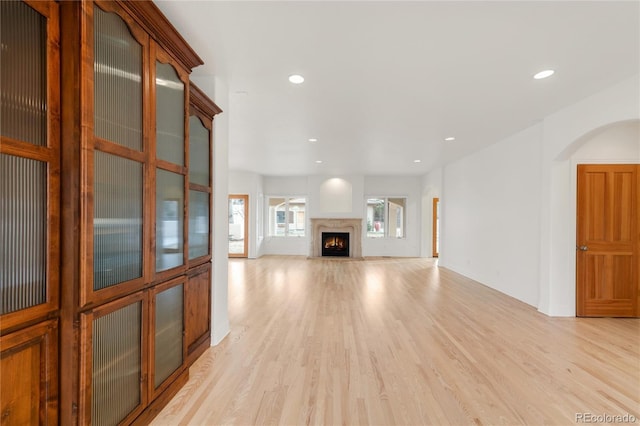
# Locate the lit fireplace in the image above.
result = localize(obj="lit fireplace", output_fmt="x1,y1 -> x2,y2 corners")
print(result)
322,232 -> 349,257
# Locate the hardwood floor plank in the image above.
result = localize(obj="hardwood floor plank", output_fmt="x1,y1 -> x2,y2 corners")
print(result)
152,256 -> 640,425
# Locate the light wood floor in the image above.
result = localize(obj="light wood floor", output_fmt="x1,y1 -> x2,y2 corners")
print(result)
152,256 -> 640,425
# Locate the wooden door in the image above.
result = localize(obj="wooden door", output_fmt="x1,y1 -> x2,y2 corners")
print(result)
229,194 -> 249,258
576,164 -> 639,317
432,198 -> 440,258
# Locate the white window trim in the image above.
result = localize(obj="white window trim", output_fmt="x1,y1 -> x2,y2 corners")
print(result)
365,196 -> 407,239
266,195 -> 307,238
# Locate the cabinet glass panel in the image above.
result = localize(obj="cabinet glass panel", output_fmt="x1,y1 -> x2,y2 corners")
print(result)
92,301 -> 142,426
188,191 -> 210,259
156,170 -> 184,271
94,152 -> 143,290
94,6 -> 142,151
0,1 -> 46,146
154,284 -> 183,388
188,116 -> 209,186
156,62 -> 184,165
0,154 -> 47,314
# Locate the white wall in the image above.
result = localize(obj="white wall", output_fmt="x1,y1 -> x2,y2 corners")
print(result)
568,121 -> 640,160
438,74 -> 639,315
543,119 -> 640,315
192,75 -> 230,345
255,174 -> 423,257
440,125 -> 543,307
307,175 -> 364,219
228,74 -> 639,317
538,75 -> 640,316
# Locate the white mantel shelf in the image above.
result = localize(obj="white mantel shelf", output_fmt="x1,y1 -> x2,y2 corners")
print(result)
309,218 -> 363,259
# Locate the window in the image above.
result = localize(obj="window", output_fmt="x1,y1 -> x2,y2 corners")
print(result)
366,197 -> 406,238
268,197 -> 306,237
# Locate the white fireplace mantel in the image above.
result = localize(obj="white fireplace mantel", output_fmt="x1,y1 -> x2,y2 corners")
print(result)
309,218 -> 363,258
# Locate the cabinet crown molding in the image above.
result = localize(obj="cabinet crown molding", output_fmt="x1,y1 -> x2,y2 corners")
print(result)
119,0 -> 203,71
190,83 -> 223,118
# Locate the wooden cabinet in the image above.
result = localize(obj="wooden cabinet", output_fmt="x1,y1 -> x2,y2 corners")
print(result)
0,320 -> 59,425
0,1 -> 61,424
0,0 -> 60,334
183,83 -> 219,368
185,263 -> 212,365
79,294 -> 147,425
1,1 -> 220,424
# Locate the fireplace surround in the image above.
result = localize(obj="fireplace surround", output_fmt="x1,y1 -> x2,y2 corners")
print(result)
322,232 -> 349,257
309,218 -> 363,258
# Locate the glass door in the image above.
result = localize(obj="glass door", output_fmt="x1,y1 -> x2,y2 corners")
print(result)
228,195 -> 248,258
432,197 -> 440,258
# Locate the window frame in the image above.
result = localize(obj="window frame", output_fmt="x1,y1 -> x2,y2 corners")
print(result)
365,196 -> 407,239
266,196 -> 307,238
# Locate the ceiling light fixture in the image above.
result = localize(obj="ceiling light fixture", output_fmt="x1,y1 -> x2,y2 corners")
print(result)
444,137 -> 456,141
308,138 -> 318,142
414,160 -> 421,163
533,69 -> 555,80
315,160 -> 323,164
289,74 -> 304,84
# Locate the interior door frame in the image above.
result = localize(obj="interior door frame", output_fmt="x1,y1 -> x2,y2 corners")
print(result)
575,163 -> 639,317
228,194 -> 249,258
432,197 -> 439,258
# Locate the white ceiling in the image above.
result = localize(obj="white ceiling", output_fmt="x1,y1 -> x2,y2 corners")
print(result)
156,1 -> 640,176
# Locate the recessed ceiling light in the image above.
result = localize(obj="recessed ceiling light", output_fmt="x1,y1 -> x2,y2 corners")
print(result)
533,69 -> 555,80
315,160 -> 323,164
414,159 -> 422,163
308,138 -> 318,142
444,137 -> 456,141
289,74 -> 304,84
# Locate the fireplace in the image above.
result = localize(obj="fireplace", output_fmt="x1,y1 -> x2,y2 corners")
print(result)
322,232 -> 349,257
309,218 -> 362,259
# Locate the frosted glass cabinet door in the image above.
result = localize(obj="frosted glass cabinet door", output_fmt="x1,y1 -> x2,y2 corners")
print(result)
94,6 -> 143,151
156,170 -> 184,272
0,1 -> 47,146
0,0 -> 59,324
156,61 -> 185,165
93,152 -> 143,290
92,4 -> 145,295
0,155 -> 47,314
153,283 -> 184,389
188,190 -> 210,260
91,301 -> 142,426
188,116 -> 210,186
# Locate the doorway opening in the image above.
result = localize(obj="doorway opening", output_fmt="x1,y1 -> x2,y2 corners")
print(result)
229,194 -> 248,258
432,197 -> 440,258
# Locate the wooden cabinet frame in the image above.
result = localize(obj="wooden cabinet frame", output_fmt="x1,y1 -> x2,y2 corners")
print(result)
185,263 -> 212,365
188,83 -> 221,267
79,0 -> 152,309
148,276 -> 187,400
0,320 -> 59,425
0,0 -> 60,333
79,292 -> 149,425
151,43 -> 191,284
0,1 -> 218,424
